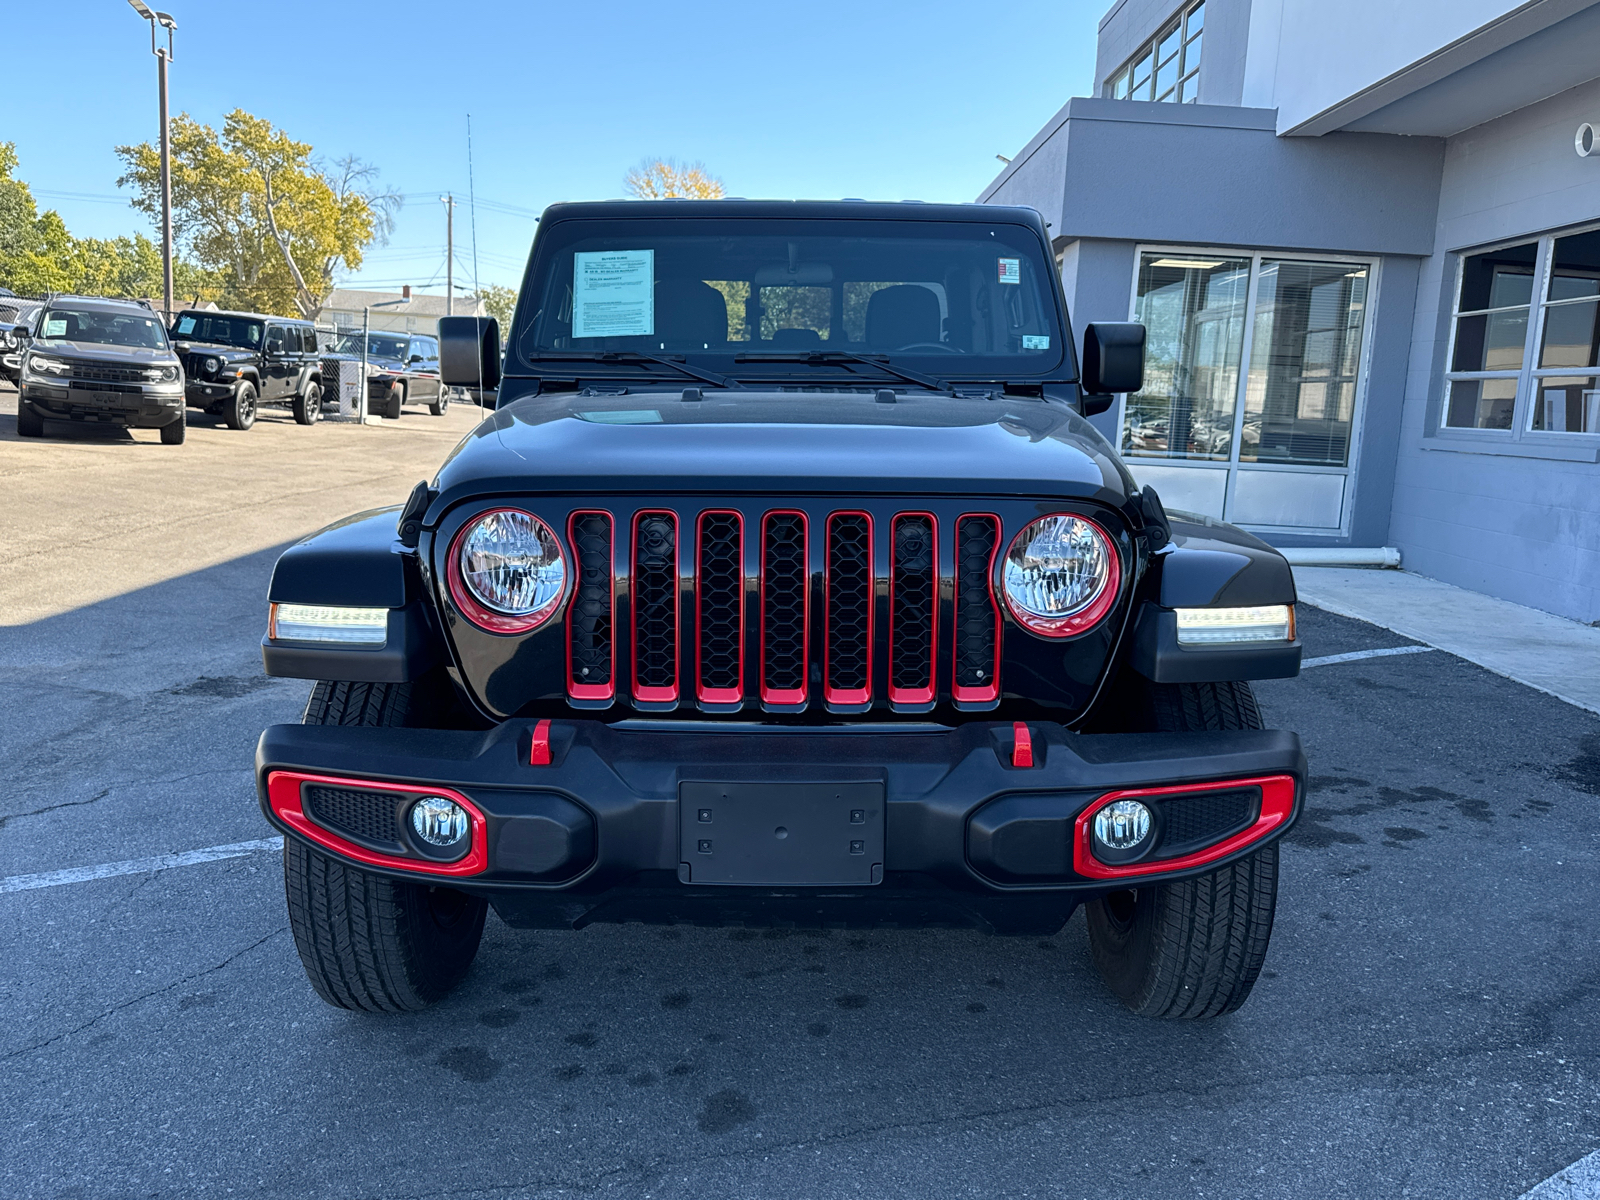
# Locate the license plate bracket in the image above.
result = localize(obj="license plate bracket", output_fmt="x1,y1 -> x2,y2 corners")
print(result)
678,781 -> 884,886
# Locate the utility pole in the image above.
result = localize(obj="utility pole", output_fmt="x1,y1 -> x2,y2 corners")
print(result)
441,194 -> 456,316
129,2 -> 176,322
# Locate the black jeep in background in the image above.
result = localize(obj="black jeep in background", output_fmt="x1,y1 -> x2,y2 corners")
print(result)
170,309 -> 325,430
329,330 -> 448,419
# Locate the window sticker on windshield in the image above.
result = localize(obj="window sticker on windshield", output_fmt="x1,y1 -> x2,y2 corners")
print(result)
998,258 -> 1021,285
176,316 -> 196,335
43,318 -> 67,337
1022,334 -> 1050,349
573,249 -> 655,338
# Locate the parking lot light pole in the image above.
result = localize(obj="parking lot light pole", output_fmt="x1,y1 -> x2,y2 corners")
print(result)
128,1 -> 176,324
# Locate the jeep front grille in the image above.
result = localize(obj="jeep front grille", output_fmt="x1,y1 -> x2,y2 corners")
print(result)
545,502 -> 1035,714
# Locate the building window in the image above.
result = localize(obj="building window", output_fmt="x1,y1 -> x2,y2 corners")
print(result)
1125,251 -> 1370,468
1443,227 -> 1600,436
1106,2 -> 1204,104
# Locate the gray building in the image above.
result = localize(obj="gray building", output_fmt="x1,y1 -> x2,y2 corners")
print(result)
983,0 -> 1600,623
319,288 -> 487,336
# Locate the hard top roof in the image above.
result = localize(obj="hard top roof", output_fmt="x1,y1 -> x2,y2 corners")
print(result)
172,307 -> 313,325
537,198 -> 1049,229
41,295 -> 158,313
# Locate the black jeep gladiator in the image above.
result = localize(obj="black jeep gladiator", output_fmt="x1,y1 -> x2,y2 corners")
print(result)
170,309 -> 324,429
256,200 -> 1305,1019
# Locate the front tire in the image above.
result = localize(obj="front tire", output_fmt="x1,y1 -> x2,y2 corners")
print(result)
1084,680 -> 1280,1019
428,387 -> 449,417
159,411 -> 186,444
224,382 -> 258,431
292,382 -> 322,425
383,383 -> 404,420
16,399 -> 44,438
284,680 -> 488,1012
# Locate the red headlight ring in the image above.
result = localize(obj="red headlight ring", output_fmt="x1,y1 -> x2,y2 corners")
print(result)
445,507 -> 569,634
1000,513 -> 1122,638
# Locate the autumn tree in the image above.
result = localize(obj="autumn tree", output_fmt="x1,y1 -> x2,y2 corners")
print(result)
477,283 -> 518,331
623,159 -> 725,200
116,110 -> 397,318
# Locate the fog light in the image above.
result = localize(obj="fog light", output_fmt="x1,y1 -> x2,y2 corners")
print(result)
410,796 -> 469,848
1092,799 -> 1153,864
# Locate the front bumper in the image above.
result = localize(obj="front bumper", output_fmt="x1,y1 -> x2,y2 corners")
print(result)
21,381 -> 183,427
185,380 -> 238,405
257,719 -> 1305,931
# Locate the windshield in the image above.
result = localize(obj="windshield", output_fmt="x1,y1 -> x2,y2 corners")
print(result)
40,307 -> 170,350
333,333 -> 409,359
171,312 -> 263,350
516,217 -> 1066,381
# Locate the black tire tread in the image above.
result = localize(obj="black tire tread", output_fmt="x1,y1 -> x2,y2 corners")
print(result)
1085,678 -> 1279,1019
16,401 -> 44,437
304,678 -> 414,727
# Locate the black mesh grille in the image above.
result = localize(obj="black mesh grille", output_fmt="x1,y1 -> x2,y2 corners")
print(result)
303,785 -> 405,850
826,515 -> 872,697
72,362 -> 151,384
1153,787 -> 1260,859
569,513 -> 613,690
762,514 -> 808,696
697,512 -> 743,694
954,516 -> 999,693
633,512 -> 678,693
890,515 -> 935,693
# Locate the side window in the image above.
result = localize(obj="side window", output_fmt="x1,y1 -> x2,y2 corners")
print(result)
266,325 -> 287,354
286,326 -> 304,354
303,327 -> 318,354
420,336 -> 439,364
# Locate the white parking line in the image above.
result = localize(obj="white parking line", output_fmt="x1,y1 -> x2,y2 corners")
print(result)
0,837 -> 282,895
1301,645 -> 1437,669
1518,1147 -> 1600,1199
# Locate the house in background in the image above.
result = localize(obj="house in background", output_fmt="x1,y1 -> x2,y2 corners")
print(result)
319,288 -> 486,336
983,0 -> 1600,624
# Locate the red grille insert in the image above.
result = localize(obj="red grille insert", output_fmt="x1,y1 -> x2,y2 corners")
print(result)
631,510 -> 679,703
760,511 -> 809,707
888,512 -> 937,706
824,512 -> 874,707
696,510 -> 745,704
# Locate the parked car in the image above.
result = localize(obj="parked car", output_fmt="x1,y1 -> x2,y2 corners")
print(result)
256,200 -> 1305,1020
9,295 -> 186,444
329,330 -> 447,418
170,309 -> 324,430
0,298 -> 45,387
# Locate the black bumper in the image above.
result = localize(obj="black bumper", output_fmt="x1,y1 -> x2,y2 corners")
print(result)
185,380 -> 237,406
21,383 -> 183,428
256,719 -> 1305,932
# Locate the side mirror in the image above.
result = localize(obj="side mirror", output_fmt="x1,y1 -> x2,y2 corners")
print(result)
4,323 -> 31,346
439,316 -> 501,391
1081,322 -> 1145,415
409,354 -> 425,364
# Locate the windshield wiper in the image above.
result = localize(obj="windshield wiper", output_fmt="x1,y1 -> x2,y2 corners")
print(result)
733,350 -> 946,392
530,351 -> 743,390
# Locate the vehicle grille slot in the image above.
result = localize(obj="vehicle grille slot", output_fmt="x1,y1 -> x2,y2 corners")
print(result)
760,512 -> 808,704
568,512 -> 614,698
73,363 -> 149,384
632,511 -> 679,701
825,513 -> 872,704
696,511 -> 744,702
1153,787 -> 1260,859
302,785 -> 406,851
953,515 -> 1000,701
889,514 -> 937,704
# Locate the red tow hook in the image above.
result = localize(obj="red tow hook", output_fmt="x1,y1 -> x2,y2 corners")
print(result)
1011,721 -> 1034,768
529,719 -> 553,766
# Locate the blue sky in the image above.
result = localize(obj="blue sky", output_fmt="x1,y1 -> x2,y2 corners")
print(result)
6,0 -> 1103,295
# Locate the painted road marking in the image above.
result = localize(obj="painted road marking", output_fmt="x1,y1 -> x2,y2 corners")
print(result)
0,837 -> 282,895
1302,645 -> 1437,669
1518,1146 -> 1600,1199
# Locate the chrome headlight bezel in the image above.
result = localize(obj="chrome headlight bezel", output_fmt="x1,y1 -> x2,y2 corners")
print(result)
23,354 -> 72,379
1000,513 -> 1121,638
446,508 -> 569,634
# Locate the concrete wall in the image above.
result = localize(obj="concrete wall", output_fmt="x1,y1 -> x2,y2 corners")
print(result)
981,100 -> 1444,258
1387,76 -> 1600,622
1056,238 -> 1139,444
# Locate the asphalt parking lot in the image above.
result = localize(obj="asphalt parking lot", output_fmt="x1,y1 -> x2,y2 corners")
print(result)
1,385 -> 1596,1200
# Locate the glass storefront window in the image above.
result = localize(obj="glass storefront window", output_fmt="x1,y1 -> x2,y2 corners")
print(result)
1443,241 -> 1537,430
1123,253 -> 1250,462
1243,261 -> 1369,466
1530,230 -> 1600,432
1104,3 -> 1204,104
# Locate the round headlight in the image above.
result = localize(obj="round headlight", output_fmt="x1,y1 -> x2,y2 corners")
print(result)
204,357 -> 219,374
447,508 -> 567,632
1002,514 -> 1120,637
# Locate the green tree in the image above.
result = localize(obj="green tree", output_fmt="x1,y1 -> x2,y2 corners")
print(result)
478,283 -> 517,331
623,158 -> 725,199
116,110 -> 396,318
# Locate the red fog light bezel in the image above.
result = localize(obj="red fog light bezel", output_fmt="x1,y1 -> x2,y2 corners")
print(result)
1001,513 -> 1122,638
446,507 -> 569,634
266,770 -> 489,877
1072,774 -> 1296,880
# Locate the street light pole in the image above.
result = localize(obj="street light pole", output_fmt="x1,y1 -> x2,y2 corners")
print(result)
441,194 -> 455,317
128,2 -> 176,323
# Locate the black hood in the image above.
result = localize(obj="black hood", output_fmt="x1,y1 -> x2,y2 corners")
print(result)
174,341 -> 256,360
430,388 -> 1137,509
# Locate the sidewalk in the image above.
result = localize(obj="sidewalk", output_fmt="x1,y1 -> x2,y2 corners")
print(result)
1293,567 -> 1600,715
